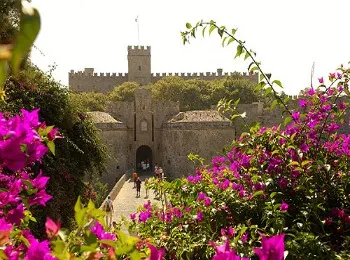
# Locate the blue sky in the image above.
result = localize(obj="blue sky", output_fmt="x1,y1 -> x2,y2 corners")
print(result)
31,0 -> 350,94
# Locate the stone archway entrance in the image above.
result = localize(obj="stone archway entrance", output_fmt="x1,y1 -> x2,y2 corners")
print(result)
136,145 -> 152,172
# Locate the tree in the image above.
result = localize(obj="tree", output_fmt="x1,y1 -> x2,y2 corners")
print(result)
0,0 -> 21,43
69,92 -> 109,112
0,63 -> 108,236
108,81 -> 140,101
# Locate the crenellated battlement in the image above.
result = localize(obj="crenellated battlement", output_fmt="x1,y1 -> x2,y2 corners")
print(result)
69,46 -> 259,93
69,69 -> 128,79
127,45 -> 151,56
150,69 -> 258,83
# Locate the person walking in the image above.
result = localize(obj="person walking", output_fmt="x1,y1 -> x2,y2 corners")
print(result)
132,172 -> 138,188
103,195 -> 114,228
145,178 -> 149,198
136,177 -> 142,197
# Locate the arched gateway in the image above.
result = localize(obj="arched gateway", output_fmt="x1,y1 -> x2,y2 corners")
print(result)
136,145 -> 152,171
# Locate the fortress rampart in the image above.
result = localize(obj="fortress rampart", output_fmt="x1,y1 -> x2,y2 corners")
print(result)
69,68 -> 128,93
69,46 -> 259,93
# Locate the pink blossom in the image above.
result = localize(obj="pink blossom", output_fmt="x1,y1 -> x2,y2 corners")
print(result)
204,197 -> 211,206
130,213 -> 136,220
280,201 -> 289,212
45,217 -> 60,239
299,99 -> 307,108
0,218 -> 13,245
253,234 -> 285,260
146,244 -> 165,260
196,211 -> 204,221
318,77 -> 324,84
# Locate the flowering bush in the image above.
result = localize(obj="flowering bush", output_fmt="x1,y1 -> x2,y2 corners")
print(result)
125,21 -> 350,259
0,109 -> 158,259
128,72 -> 350,259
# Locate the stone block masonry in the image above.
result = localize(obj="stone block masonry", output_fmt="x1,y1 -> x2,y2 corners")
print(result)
69,45 -> 258,93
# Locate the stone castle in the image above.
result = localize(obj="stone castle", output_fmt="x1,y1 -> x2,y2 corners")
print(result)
69,46 -> 350,189
69,45 -> 258,93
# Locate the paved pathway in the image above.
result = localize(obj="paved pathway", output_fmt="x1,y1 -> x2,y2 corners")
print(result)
112,173 -> 159,223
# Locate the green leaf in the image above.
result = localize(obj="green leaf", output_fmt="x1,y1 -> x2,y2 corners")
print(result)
52,240 -> 66,255
218,28 -> 224,38
202,26 -> 207,37
284,116 -> 292,126
270,192 -> 277,198
252,190 -> 264,198
0,60 -> 8,94
87,199 -> 95,210
222,36 -> 228,47
186,23 -> 192,29
272,80 -> 283,89
227,38 -> 234,45
249,66 -> 259,73
75,208 -> 87,228
235,45 -> 243,58
209,25 -> 216,35
244,51 -> 250,60
234,98 -> 240,108
301,160 -> 312,167
259,73 -> 265,81
271,100 -> 279,109
47,141 -> 55,155
0,250 -> 8,260
11,7 -> 41,76
74,196 -> 83,212
265,87 -> 272,95
283,96 -> 291,103
99,239 -> 117,247
344,87 -> 350,97
231,28 -> 237,35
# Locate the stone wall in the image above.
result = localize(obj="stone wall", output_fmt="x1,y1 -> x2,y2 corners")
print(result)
87,112 -> 129,190
69,68 -> 128,94
161,123 -> 235,179
69,45 -> 259,92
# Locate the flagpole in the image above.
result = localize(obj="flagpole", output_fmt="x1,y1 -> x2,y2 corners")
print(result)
138,18 -> 140,46
135,15 -> 140,46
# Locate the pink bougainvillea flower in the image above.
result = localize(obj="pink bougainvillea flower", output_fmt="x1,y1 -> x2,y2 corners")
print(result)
130,213 -> 136,220
6,203 -> 24,226
196,211 -> 204,221
329,73 -> 336,79
327,123 -> 340,133
20,108 -> 40,128
28,189 -> 52,206
197,192 -> 206,201
146,243 -> 165,260
241,232 -> 248,243
204,197 -> 211,206
47,128 -> 61,141
318,77 -> 324,84
299,99 -> 307,108
280,201 -> 289,212
211,238 -> 248,260
139,211 -> 152,222
31,171 -> 50,190
45,217 -> 60,239
325,217 -> 332,225
25,239 -> 57,260
307,88 -> 316,96
253,234 -> 285,260
291,111 -> 300,121
0,218 -> 13,245
4,245 -> 20,260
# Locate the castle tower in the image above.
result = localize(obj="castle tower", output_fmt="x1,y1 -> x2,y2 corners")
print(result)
127,46 -> 151,85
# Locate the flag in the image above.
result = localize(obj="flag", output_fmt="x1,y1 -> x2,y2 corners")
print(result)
135,16 -> 138,23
